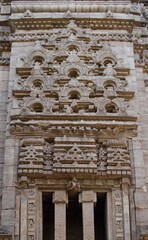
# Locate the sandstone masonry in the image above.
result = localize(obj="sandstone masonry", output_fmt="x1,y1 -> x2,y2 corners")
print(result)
0,0 -> 148,239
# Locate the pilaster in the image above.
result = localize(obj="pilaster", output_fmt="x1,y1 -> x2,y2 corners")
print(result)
53,191 -> 68,240
79,190 -> 96,240
122,178 -> 131,240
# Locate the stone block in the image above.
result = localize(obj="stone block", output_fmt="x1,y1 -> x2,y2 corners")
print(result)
3,165 -> 17,187
2,188 -> 16,209
1,209 -> 15,226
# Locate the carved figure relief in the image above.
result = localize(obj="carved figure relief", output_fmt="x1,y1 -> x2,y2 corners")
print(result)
67,177 -> 81,195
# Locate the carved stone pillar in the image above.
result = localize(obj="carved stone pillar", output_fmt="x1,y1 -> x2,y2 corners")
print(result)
112,189 -> 124,240
79,190 -> 96,240
53,191 -> 67,240
122,178 -> 131,240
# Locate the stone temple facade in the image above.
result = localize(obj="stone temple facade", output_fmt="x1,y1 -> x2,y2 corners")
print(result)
0,0 -> 148,239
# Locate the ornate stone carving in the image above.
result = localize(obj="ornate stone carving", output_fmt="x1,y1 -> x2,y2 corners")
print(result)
27,189 -> 36,240
106,140 -> 131,176
53,191 -> 67,203
11,21 -> 135,122
79,190 -> 96,203
1,0 -> 148,239
98,144 -> 107,171
18,138 -> 44,175
23,10 -> 33,18
53,136 -> 98,175
67,177 -> 81,195
1,5 -> 11,14
113,189 -> 124,239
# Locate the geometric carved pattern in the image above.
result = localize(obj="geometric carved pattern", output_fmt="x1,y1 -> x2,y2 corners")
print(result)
18,138 -> 44,175
18,136 -> 131,178
53,136 -> 98,174
107,144 -> 131,176
11,21 -> 135,119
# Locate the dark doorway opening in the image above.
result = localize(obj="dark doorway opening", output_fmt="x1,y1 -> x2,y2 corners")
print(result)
66,194 -> 83,240
42,192 -> 54,240
95,192 -> 107,240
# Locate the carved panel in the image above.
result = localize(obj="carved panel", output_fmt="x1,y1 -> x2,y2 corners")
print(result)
53,136 -> 98,174
112,189 -> 124,240
25,189 -> 37,240
106,140 -> 131,176
10,24 -> 135,121
18,138 -> 55,177
18,138 -> 44,175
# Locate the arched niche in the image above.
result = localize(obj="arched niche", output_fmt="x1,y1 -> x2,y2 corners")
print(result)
98,52 -> 117,68
29,50 -> 47,67
32,80 -> 43,90
103,80 -> 117,90
26,75 -> 47,89
30,102 -> 44,113
66,45 -> 80,53
68,69 -> 80,78
68,91 -> 81,100
105,102 -> 119,114
32,55 -> 45,66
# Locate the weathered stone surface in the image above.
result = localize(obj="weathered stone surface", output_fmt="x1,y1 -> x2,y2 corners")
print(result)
0,0 -> 147,239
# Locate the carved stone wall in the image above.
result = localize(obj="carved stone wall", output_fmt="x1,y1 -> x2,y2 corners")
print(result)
0,0 -> 148,240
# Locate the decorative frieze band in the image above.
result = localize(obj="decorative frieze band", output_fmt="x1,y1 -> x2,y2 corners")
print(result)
17,136 -> 132,178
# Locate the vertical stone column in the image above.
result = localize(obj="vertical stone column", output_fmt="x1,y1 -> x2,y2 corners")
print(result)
112,189 -> 124,240
53,191 -> 67,240
1,139 -> 19,230
107,192 -> 113,240
37,191 -> 42,240
15,195 -> 20,239
20,193 -> 28,240
79,190 -> 96,240
122,178 -> 131,240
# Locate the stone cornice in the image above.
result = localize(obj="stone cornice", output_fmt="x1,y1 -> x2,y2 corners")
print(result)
10,114 -> 137,122
10,118 -> 137,137
11,1 -> 131,14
